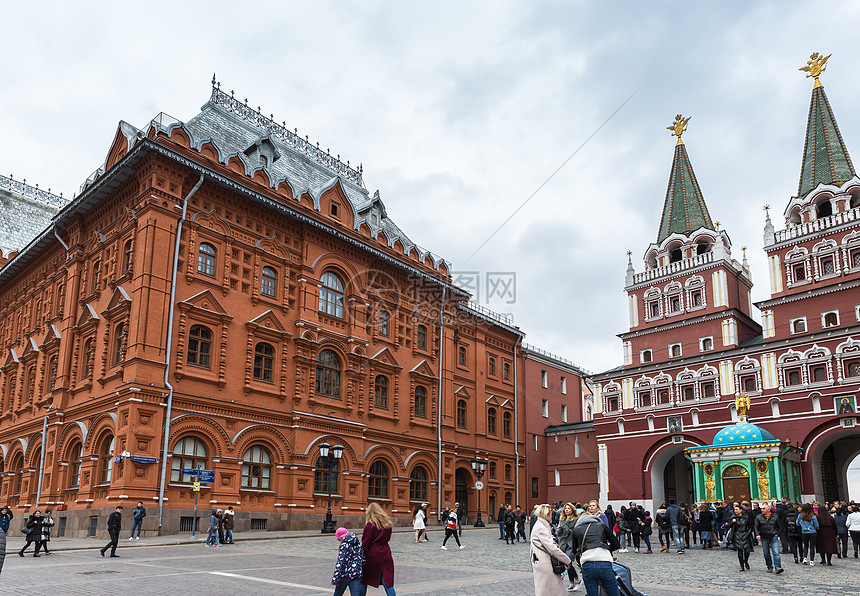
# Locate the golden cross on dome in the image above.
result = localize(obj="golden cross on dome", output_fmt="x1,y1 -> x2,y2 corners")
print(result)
626,250 -> 632,256
667,114 -> 691,145
799,52 -> 831,88
764,204 -> 770,213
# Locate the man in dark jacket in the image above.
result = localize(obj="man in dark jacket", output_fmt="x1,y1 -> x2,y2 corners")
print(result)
513,505 -> 527,543
19,511 -> 44,557
497,503 -> 507,539
100,506 -> 123,557
604,505 -> 616,534
754,502 -> 785,574
666,499 -> 686,552
130,501 -> 146,540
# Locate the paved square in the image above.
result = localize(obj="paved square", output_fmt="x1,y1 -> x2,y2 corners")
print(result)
1,528 -> 858,595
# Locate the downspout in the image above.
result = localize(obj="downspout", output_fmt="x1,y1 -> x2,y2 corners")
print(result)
513,335 -> 522,506
436,287 -> 446,520
158,174 -> 205,530
35,405 -> 54,507
52,228 -> 69,251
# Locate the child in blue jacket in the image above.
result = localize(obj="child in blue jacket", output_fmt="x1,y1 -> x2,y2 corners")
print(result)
332,527 -> 364,596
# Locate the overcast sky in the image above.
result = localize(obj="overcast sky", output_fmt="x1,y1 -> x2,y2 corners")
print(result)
3,2 -> 860,492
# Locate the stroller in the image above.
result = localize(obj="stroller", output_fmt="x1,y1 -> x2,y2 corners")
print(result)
598,561 -> 648,596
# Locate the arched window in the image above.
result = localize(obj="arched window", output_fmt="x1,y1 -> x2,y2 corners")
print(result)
253,342 -> 274,382
315,350 -> 341,397
488,357 -> 496,376
503,411 -> 512,438
10,453 -> 23,496
669,245 -> 683,263
122,239 -> 133,273
456,399 -> 467,428
414,385 -> 427,418
374,375 -> 389,409
458,346 -> 466,365
368,460 -> 389,498
314,453 -> 339,494
47,356 -> 57,392
816,198 -> 833,219
792,319 -> 806,334
318,272 -> 345,318
113,323 -> 126,366
410,466 -> 428,502
416,325 -> 427,350
98,435 -> 114,485
91,260 -> 101,292
824,312 -> 839,328
242,445 -> 271,489
170,437 -> 208,483
487,407 -> 497,435
378,310 -> 389,337
82,338 -> 95,378
261,266 -> 277,298
503,362 -> 511,380
198,243 -> 216,277
69,442 -> 83,487
187,325 -> 212,368
504,490 -> 512,504
489,461 -> 497,478
504,463 -> 512,481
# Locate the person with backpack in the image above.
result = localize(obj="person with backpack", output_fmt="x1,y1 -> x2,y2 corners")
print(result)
655,504 -> 672,552
666,499 -> 686,553
571,504 -> 621,596
616,506 -> 629,552
332,527 -> 364,596
441,504 -> 464,550
785,503 -> 801,564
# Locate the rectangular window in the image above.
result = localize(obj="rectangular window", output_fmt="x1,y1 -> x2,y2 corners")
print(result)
699,337 -> 713,352
250,518 -> 268,531
822,311 -> 839,328
574,436 -> 580,458
560,376 -> 567,394
532,435 -> 538,450
541,370 -> 548,388
531,477 -> 539,499
541,399 -> 548,417
554,469 -> 560,487
561,404 -> 568,422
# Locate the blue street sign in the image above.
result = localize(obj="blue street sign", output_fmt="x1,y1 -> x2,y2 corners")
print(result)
181,468 -> 199,476
115,455 -> 122,464
129,455 -> 158,464
197,471 -> 215,483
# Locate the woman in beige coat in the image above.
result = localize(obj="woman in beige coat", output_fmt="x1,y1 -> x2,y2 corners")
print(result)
531,503 -> 572,595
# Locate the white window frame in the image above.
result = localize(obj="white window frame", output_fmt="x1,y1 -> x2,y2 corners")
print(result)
533,435 -> 539,450
560,376 -> 567,395
699,336 -> 714,352
669,343 -> 682,358
561,404 -> 568,423
790,317 -> 807,335
821,310 -> 840,328
541,399 -> 548,417
541,370 -> 548,388
640,349 -> 652,364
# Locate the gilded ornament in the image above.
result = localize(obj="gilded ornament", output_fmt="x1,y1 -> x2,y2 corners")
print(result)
667,114 -> 691,145
758,473 -> 770,500
799,52 -> 831,88
735,392 -> 751,416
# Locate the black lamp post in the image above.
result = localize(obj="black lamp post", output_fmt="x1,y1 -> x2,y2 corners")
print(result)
319,442 -> 344,534
470,457 -> 487,527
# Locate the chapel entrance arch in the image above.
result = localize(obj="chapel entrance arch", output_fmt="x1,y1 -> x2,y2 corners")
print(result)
648,443 -> 694,509
806,425 -> 860,502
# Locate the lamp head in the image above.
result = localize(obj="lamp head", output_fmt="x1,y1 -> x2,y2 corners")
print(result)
319,442 -> 331,458
332,444 -> 344,460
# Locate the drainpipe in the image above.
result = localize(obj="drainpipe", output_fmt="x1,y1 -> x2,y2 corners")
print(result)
513,335 -> 522,506
436,287 -> 446,520
35,405 -> 54,507
158,174 -> 205,530
52,228 -> 69,251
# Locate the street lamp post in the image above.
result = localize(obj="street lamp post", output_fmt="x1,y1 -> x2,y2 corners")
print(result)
470,457 -> 487,527
319,442 -> 344,534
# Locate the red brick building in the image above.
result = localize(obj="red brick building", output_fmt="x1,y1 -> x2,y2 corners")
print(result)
592,57 -> 860,510
0,82 -> 526,536
521,344 -> 597,509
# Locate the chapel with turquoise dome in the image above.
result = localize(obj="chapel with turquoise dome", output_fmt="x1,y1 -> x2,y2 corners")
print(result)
686,395 -> 803,503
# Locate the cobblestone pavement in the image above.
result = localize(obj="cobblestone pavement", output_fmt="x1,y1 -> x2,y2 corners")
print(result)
2,528 -> 858,595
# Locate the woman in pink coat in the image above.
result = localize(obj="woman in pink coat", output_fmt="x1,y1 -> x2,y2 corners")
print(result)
530,503 -> 572,595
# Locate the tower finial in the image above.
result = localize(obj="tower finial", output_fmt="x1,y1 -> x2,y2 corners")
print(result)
667,114 -> 691,146
799,52 -> 831,89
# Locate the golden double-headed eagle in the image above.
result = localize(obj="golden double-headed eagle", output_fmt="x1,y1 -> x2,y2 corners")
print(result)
799,52 -> 831,87
667,114 -> 691,145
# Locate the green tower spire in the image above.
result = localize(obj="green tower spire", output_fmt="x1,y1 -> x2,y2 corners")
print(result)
657,115 -> 714,243
797,52 -> 855,198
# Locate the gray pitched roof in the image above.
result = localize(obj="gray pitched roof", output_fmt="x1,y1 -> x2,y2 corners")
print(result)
0,175 -> 68,256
